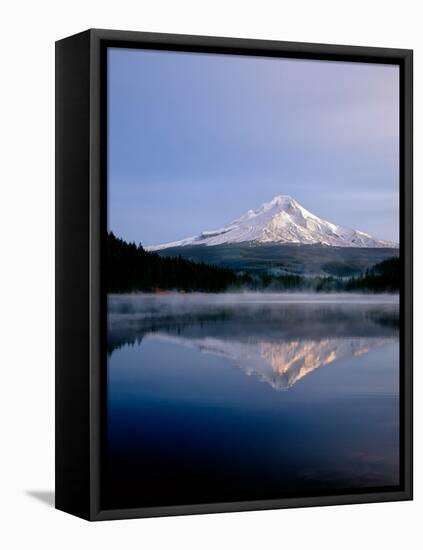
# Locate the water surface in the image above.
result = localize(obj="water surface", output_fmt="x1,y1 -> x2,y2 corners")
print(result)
103,293 -> 400,509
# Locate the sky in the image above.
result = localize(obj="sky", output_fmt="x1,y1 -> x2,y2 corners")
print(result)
108,47 -> 399,246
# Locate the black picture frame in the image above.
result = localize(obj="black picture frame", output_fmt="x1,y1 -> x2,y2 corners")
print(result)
55,28 -> 413,521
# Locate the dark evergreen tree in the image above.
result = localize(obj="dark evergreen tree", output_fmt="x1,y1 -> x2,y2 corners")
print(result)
107,232 -> 238,292
345,257 -> 399,292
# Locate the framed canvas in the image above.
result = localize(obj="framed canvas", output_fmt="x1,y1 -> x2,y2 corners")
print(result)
55,29 -> 413,521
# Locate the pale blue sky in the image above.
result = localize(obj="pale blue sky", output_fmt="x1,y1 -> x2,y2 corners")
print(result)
108,47 -> 399,246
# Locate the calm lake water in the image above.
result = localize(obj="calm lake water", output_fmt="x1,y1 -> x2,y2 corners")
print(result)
103,293 -> 400,509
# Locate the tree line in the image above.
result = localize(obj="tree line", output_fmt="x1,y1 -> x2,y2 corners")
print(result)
107,232 -> 400,293
107,232 -> 237,292
344,257 -> 400,292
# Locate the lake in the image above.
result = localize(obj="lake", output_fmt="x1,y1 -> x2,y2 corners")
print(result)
103,293 -> 400,510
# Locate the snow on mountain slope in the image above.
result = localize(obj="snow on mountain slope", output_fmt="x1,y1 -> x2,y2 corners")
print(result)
148,195 -> 398,250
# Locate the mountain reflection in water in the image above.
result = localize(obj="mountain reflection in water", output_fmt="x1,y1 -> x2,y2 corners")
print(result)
145,334 -> 393,390
107,293 -> 399,391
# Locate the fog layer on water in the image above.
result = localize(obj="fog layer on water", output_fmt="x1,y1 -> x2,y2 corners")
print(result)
108,292 -> 399,335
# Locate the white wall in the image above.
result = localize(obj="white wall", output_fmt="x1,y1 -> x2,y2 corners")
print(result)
0,1 -> 420,548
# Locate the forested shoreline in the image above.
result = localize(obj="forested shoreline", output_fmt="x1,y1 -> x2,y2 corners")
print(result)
107,232 -> 400,294
107,232 -> 237,292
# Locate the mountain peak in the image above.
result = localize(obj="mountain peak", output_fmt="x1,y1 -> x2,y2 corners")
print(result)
263,195 -> 298,209
148,195 -> 398,250
270,194 -> 295,204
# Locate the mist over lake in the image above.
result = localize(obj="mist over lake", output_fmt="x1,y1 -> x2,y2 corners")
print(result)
104,292 -> 400,509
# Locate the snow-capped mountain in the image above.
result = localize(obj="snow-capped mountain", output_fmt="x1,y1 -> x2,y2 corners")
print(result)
148,195 -> 397,250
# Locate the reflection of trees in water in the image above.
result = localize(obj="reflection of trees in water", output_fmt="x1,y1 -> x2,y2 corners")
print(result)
367,310 -> 399,330
107,299 -> 399,356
